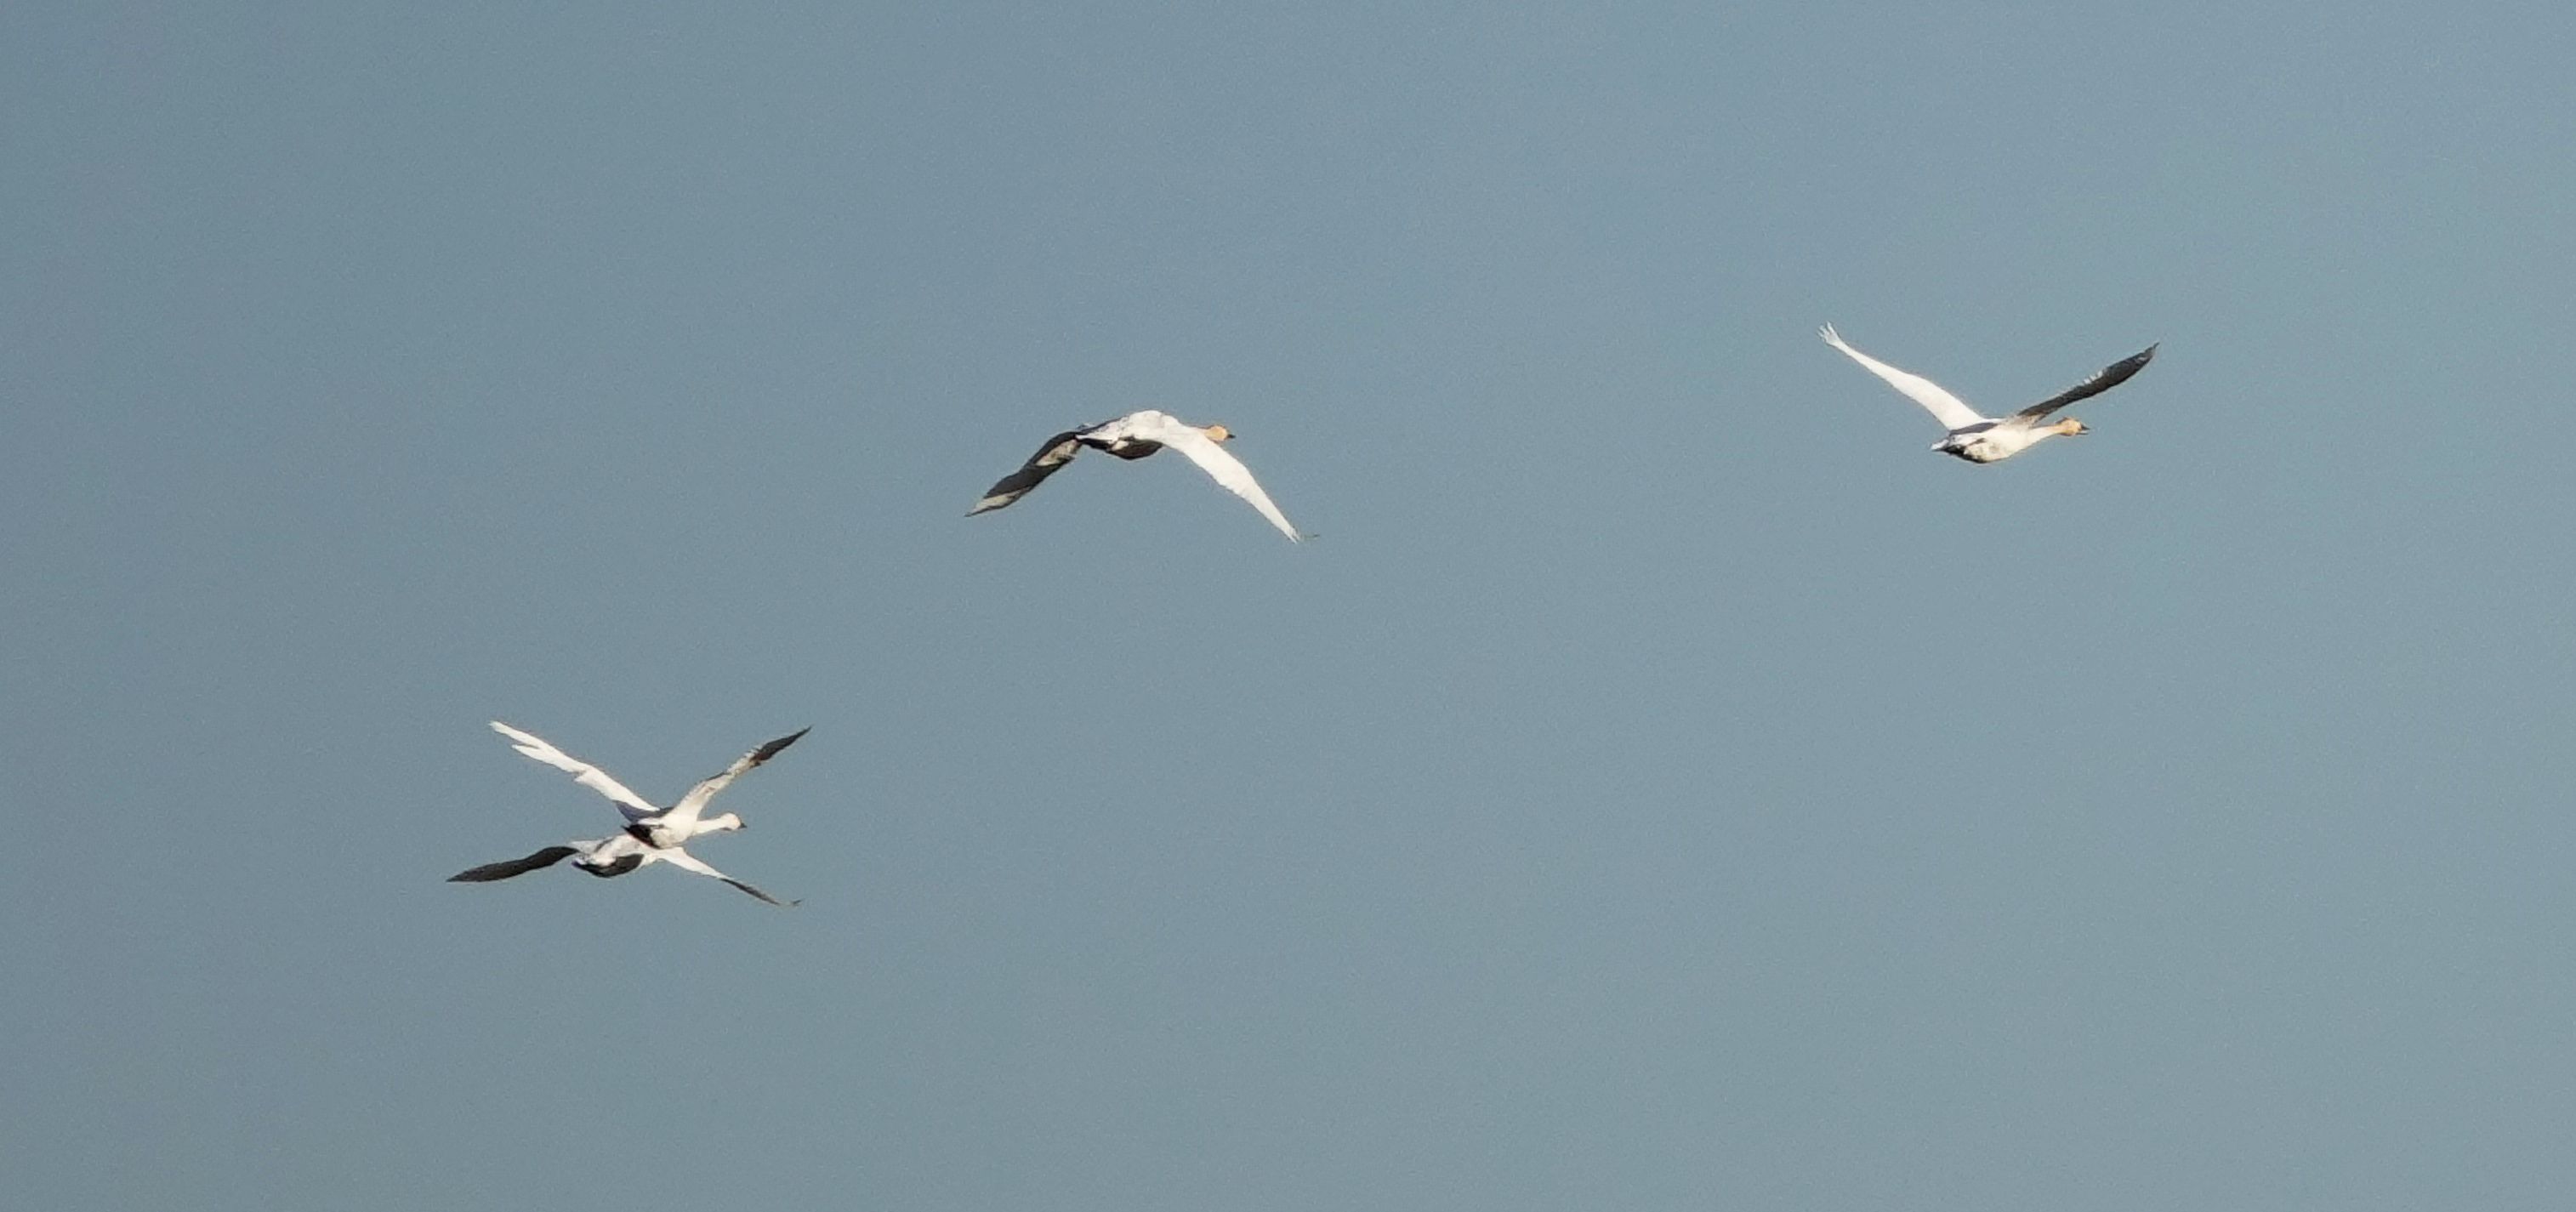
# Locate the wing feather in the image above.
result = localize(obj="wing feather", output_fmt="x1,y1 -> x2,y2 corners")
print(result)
1820,325 -> 1987,431
448,845 -> 579,883
664,727 -> 810,832
2013,344 -> 2158,419
658,847 -> 799,907
491,722 -> 658,822
1124,413 -> 1302,542
969,431 -> 1085,515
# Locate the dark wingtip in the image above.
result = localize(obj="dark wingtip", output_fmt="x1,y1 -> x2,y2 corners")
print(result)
759,726 -> 812,759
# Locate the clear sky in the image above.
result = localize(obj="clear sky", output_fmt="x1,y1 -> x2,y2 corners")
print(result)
7,2 -> 2574,1208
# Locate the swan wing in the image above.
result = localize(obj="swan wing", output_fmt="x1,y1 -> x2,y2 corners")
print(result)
664,727 -> 810,833
969,430 -> 1085,515
1123,413 -> 1302,542
659,846 -> 798,907
448,845 -> 580,883
491,722 -> 658,822
2013,344 -> 2158,419
1820,325 -> 1987,430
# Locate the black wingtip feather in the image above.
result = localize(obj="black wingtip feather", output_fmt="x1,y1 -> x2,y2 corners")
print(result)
753,727 -> 810,763
448,845 -> 580,883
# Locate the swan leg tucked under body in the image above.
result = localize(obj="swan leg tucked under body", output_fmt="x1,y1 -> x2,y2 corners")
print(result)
1819,324 -> 2157,464
452,722 -> 808,906
968,408 -> 1302,540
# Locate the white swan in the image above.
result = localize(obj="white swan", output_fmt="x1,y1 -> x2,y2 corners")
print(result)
1821,325 -> 2157,464
970,409 -> 1301,541
451,722 -> 809,906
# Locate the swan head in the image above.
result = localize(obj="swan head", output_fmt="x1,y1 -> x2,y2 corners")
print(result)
2056,418 -> 2089,436
1201,424 -> 1232,442
700,812 -> 746,835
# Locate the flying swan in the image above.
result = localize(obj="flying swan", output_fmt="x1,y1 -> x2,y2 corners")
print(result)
1820,325 -> 2157,464
449,721 -> 810,906
969,409 -> 1302,541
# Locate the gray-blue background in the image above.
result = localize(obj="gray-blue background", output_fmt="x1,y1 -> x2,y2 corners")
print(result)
8,2 -> 2573,1207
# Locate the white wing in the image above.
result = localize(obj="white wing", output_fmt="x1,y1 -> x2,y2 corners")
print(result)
664,727 -> 810,834
1819,325 -> 1987,431
657,845 -> 798,907
1122,412 -> 1302,542
490,721 -> 659,822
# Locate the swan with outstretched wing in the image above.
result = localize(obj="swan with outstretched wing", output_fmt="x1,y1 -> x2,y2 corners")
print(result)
1821,325 -> 2157,464
970,409 -> 1302,541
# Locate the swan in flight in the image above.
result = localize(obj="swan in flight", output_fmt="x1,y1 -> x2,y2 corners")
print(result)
969,409 -> 1301,541
449,721 -> 810,906
1820,325 -> 2157,464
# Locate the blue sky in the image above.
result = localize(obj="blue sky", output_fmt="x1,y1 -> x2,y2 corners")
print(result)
7,2 -> 2575,1208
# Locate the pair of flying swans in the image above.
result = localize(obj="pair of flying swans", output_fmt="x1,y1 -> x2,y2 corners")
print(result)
967,333 -> 2158,545
450,721 -> 809,906
969,409 -> 1302,541
1821,325 -> 2158,464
